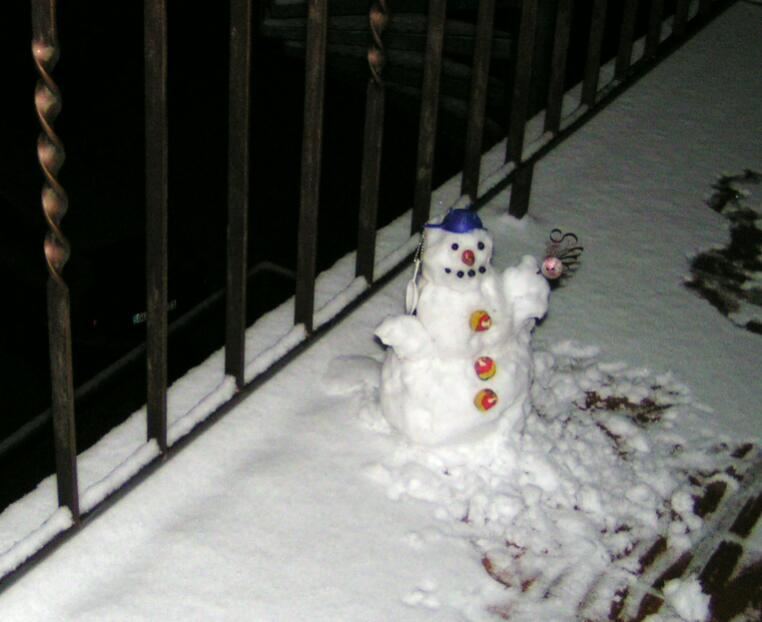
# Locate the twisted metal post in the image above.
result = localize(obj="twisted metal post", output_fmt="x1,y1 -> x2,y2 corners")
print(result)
356,0 -> 389,283
33,11 -> 69,283
367,0 -> 388,85
32,0 -> 80,519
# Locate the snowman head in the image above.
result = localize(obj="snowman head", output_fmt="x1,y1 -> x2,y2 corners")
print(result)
421,209 -> 494,290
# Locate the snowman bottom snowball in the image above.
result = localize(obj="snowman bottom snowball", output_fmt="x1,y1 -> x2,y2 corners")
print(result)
378,348 -> 535,445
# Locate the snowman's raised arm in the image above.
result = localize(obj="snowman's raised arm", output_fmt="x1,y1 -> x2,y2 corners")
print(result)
502,255 -> 550,327
375,314 -> 435,360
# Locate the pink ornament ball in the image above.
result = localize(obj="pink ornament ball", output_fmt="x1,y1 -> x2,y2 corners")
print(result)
542,256 -> 564,280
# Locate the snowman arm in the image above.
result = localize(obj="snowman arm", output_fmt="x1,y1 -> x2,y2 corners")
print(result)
503,255 -> 550,326
375,315 -> 434,360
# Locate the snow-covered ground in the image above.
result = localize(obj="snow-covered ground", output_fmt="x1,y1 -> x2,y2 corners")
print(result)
1,3 -> 761,620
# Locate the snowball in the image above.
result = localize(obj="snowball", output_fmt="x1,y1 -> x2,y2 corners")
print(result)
662,576 -> 710,622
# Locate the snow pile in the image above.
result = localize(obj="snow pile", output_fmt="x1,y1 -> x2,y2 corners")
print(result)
361,342 -> 743,621
661,576 -> 711,622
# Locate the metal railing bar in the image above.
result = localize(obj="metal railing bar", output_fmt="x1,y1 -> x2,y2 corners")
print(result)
225,0 -> 253,388
411,0 -> 447,233
615,0 -> 640,79
507,161 -> 534,218
581,0 -> 608,106
356,83 -> 385,283
46,284 -> 79,516
506,0 -> 538,165
356,0 -> 389,285
673,0 -> 691,38
461,0 -> 497,201
506,0 -> 538,217
544,0 -> 574,134
295,0 -> 328,333
144,0 -> 169,452
646,0 -> 665,57
31,0 -> 80,520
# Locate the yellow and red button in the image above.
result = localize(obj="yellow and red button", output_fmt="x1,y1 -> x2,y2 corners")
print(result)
474,388 -> 498,412
469,310 -> 492,332
474,356 -> 496,380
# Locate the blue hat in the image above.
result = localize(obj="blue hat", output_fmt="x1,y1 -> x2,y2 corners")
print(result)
425,209 -> 484,233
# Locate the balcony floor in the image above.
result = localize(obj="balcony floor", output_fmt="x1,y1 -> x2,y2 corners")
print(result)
1,3 -> 761,620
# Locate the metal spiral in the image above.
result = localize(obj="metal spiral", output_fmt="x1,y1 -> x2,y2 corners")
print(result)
33,37 -> 69,285
368,0 -> 389,84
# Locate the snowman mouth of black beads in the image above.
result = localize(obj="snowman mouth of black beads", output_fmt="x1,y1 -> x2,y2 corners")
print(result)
443,242 -> 490,280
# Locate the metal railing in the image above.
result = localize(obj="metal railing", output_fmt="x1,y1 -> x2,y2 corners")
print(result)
4,0 -> 734,589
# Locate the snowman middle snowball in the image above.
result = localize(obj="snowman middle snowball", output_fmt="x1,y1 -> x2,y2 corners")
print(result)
375,209 -> 550,445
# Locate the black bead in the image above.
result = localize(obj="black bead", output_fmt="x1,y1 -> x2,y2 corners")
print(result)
478,242 -> 485,250
451,243 -> 459,251
457,271 -> 464,278
445,268 -> 451,274
479,266 -> 486,273
468,270 -> 476,277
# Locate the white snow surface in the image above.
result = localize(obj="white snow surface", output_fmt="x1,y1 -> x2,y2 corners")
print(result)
1,4 -> 761,621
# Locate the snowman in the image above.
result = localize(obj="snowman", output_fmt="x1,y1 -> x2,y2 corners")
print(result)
375,209 -> 550,445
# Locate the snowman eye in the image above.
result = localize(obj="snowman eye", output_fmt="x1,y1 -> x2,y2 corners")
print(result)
477,242 -> 485,250
451,243 -> 459,251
